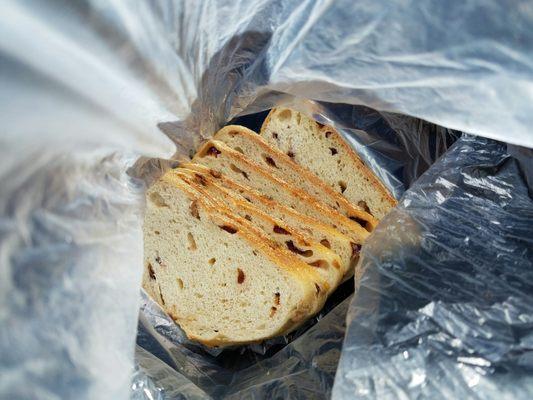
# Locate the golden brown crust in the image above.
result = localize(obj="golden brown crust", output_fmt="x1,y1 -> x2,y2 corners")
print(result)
214,125 -> 379,229
180,162 -> 363,243
174,168 -> 343,294
192,139 -> 371,241
160,172 -> 328,302
260,108 -> 397,216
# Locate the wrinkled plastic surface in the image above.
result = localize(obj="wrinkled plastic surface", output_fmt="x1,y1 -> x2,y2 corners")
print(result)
334,135 -> 533,399
1,1 -> 533,399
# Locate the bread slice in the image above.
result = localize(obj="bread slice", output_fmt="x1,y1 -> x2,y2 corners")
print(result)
177,164 -> 361,280
172,168 -> 344,291
143,173 -> 329,346
212,125 -> 378,230
260,108 -> 397,219
191,140 -> 370,242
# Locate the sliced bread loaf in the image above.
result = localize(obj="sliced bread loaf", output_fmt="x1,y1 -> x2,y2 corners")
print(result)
213,125 -> 378,230
172,169 -> 343,294
177,164 -> 361,280
189,141 -> 370,242
144,173 -> 329,346
260,108 -> 397,219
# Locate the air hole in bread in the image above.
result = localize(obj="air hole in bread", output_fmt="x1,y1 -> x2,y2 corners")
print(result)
320,239 -> 331,249
154,230 -> 160,235
273,225 -> 289,235
278,109 -> 292,121
252,250 -> 258,256
159,286 -> 166,305
330,147 -> 338,155
286,240 -> 313,257
325,131 -> 331,138
189,200 -> 200,219
155,256 -> 164,266
219,225 -> 238,234
351,242 -> 362,258
208,257 -> 216,266
177,278 -> 184,289
349,216 -> 368,229
339,180 -> 347,193
287,151 -> 295,159
272,132 -> 279,140
234,146 -> 244,154
358,200 -> 371,214
237,268 -> 245,284
229,163 -> 249,180
244,214 -> 252,221
147,263 -> 156,280
274,292 -> 280,305
308,260 -> 328,269
214,329 -> 219,333
262,154 -> 278,168
228,130 -> 239,137
315,283 -> 321,294
194,292 -> 204,299
201,145 -> 221,157
149,192 -> 168,208
209,169 -> 221,178
194,174 -> 207,186
317,122 -> 325,129
187,232 -> 197,250
270,306 -> 278,317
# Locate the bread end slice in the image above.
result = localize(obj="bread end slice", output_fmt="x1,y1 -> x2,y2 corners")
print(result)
143,173 -> 327,346
260,108 -> 397,219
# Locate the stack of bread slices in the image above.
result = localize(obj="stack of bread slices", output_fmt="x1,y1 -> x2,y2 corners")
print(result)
143,108 -> 396,346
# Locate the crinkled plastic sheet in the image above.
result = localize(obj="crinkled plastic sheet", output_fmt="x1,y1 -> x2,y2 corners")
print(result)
1,1 -> 533,400
334,135 -> 533,399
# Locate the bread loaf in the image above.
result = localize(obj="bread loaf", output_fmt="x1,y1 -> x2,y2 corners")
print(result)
143,172 -> 329,346
144,108 -> 393,346
260,108 -> 396,219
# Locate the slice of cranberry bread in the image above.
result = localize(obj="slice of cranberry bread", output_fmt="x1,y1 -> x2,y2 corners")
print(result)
143,172 -> 328,346
260,108 -> 396,219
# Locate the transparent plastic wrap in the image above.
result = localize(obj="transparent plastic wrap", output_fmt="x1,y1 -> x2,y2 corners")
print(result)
1,1 -> 533,400
333,135 -> 533,399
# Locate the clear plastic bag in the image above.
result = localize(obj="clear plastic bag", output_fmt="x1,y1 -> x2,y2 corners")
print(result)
334,135 -> 533,399
1,1 -> 532,399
